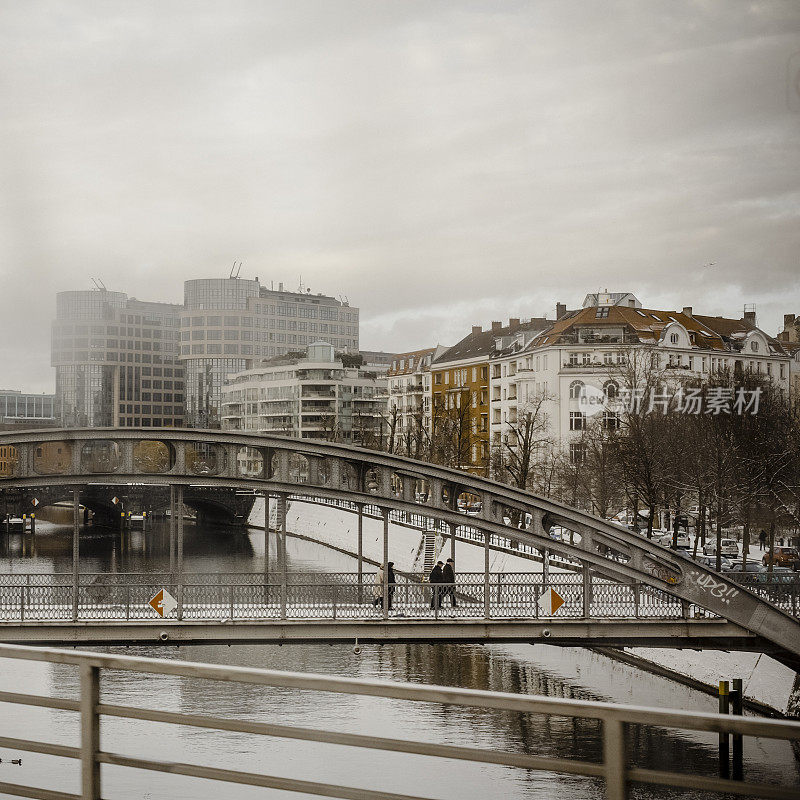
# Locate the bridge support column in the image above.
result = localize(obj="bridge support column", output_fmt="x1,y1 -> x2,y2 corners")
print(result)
484,527 -> 490,619
176,485 -> 184,621
72,489 -> 80,622
279,494 -> 287,620
543,548 -> 550,585
357,503 -> 364,605
449,521 -> 456,562
381,507 -> 389,621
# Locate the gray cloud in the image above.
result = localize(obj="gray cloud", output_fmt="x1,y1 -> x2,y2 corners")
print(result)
1,0 -> 798,391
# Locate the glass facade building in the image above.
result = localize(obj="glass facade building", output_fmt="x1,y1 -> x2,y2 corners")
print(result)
51,289 -> 184,428
181,278 -> 360,427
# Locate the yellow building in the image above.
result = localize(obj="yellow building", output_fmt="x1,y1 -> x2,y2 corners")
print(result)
431,318 -> 550,475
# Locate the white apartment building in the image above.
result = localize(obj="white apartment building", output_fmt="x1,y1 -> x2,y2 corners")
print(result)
220,341 -> 385,445
490,301 -> 792,462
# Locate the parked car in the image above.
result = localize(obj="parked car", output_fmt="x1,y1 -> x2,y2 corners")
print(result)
754,566 -> 796,583
703,538 -> 739,558
695,554 -> 733,571
762,547 -> 800,571
727,562 -> 765,576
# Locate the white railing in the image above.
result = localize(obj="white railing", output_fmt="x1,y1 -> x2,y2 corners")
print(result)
0,643 -> 798,800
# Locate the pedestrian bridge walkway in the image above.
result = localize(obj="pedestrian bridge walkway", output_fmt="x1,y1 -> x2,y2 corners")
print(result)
0,570 -> 793,654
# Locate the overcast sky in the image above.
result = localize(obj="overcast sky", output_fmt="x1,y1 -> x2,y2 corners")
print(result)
1,1 -> 799,392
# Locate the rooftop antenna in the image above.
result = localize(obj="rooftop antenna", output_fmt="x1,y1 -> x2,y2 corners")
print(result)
90,277 -> 106,291
229,261 -> 243,279
298,274 -> 304,293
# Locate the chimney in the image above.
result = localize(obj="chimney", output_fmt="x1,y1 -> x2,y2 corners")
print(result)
785,314 -> 797,327
491,321 -> 502,333
744,310 -> 756,325
471,325 -> 482,336
556,302 -> 567,319
682,306 -> 692,317
509,317 -> 520,328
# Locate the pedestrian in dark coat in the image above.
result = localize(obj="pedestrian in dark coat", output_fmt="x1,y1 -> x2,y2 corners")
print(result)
387,562 -> 396,610
759,529 -> 767,551
429,561 -> 444,609
441,558 -> 457,608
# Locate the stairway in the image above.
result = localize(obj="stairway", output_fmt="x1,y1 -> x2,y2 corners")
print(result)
422,528 -> 437,575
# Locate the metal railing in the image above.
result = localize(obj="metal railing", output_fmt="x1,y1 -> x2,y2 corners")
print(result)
0,571 -> 707,622
0,642 -> 798,800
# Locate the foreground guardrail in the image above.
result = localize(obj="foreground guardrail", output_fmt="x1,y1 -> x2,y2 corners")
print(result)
0,642 -> 798,799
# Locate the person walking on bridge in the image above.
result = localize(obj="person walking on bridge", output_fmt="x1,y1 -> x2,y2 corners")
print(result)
429,561 -> 444,609
387,562 -> 396,611
373,565 -> 385,608
441,558 -> 457,609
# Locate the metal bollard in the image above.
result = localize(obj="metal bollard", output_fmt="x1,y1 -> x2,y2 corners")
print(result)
731,678 -> 743,780
719,680 -> 730,778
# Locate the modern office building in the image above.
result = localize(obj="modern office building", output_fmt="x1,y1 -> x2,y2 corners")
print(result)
180,277 -> 360,427
0,390 -> 56,429
220,341 -> 384,445
51,288 -> 184,428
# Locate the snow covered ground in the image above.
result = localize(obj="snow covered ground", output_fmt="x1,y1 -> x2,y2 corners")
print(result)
247,497 -> 799,714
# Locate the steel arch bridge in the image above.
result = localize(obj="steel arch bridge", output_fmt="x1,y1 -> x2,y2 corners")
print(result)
1,427 -> 800,669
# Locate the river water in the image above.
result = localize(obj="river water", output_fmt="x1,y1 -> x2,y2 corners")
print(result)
0,517 -> 798,800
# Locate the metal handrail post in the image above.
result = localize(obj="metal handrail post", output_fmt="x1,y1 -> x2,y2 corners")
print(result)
357,502 -> 364,605
603,718 -> 627,799
264,490 -> 270,578
169,485 -> 176,577
279,494 -> 287,620
381,507 -> 389,621
80,662 -> 101,799
583,564 -> 592,619
176,485 -> 184,621
484,527 -> 490,619
72,489 -> 80,622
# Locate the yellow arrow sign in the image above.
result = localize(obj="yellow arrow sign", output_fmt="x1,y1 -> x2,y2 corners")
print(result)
538,587 -> 565,615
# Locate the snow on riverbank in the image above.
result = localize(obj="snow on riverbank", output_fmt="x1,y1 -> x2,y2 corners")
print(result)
247,497 -> 798,714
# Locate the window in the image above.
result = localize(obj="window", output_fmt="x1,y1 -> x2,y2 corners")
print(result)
603,380 -> 618,400
669,333 -> 679,344
595,307 -> 609,318
569,380 -> 584,400
603,411 -> 620,431
751,341 -> 759,352
569,411 -> 585,431
569,443 -> 585,464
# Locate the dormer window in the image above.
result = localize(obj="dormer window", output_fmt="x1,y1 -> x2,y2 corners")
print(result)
669,333 -> 679,344
751,341 -> 759,352
595,307 -> 609,318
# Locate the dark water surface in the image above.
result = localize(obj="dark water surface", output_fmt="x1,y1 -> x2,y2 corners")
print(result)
1,518 -> 798,799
